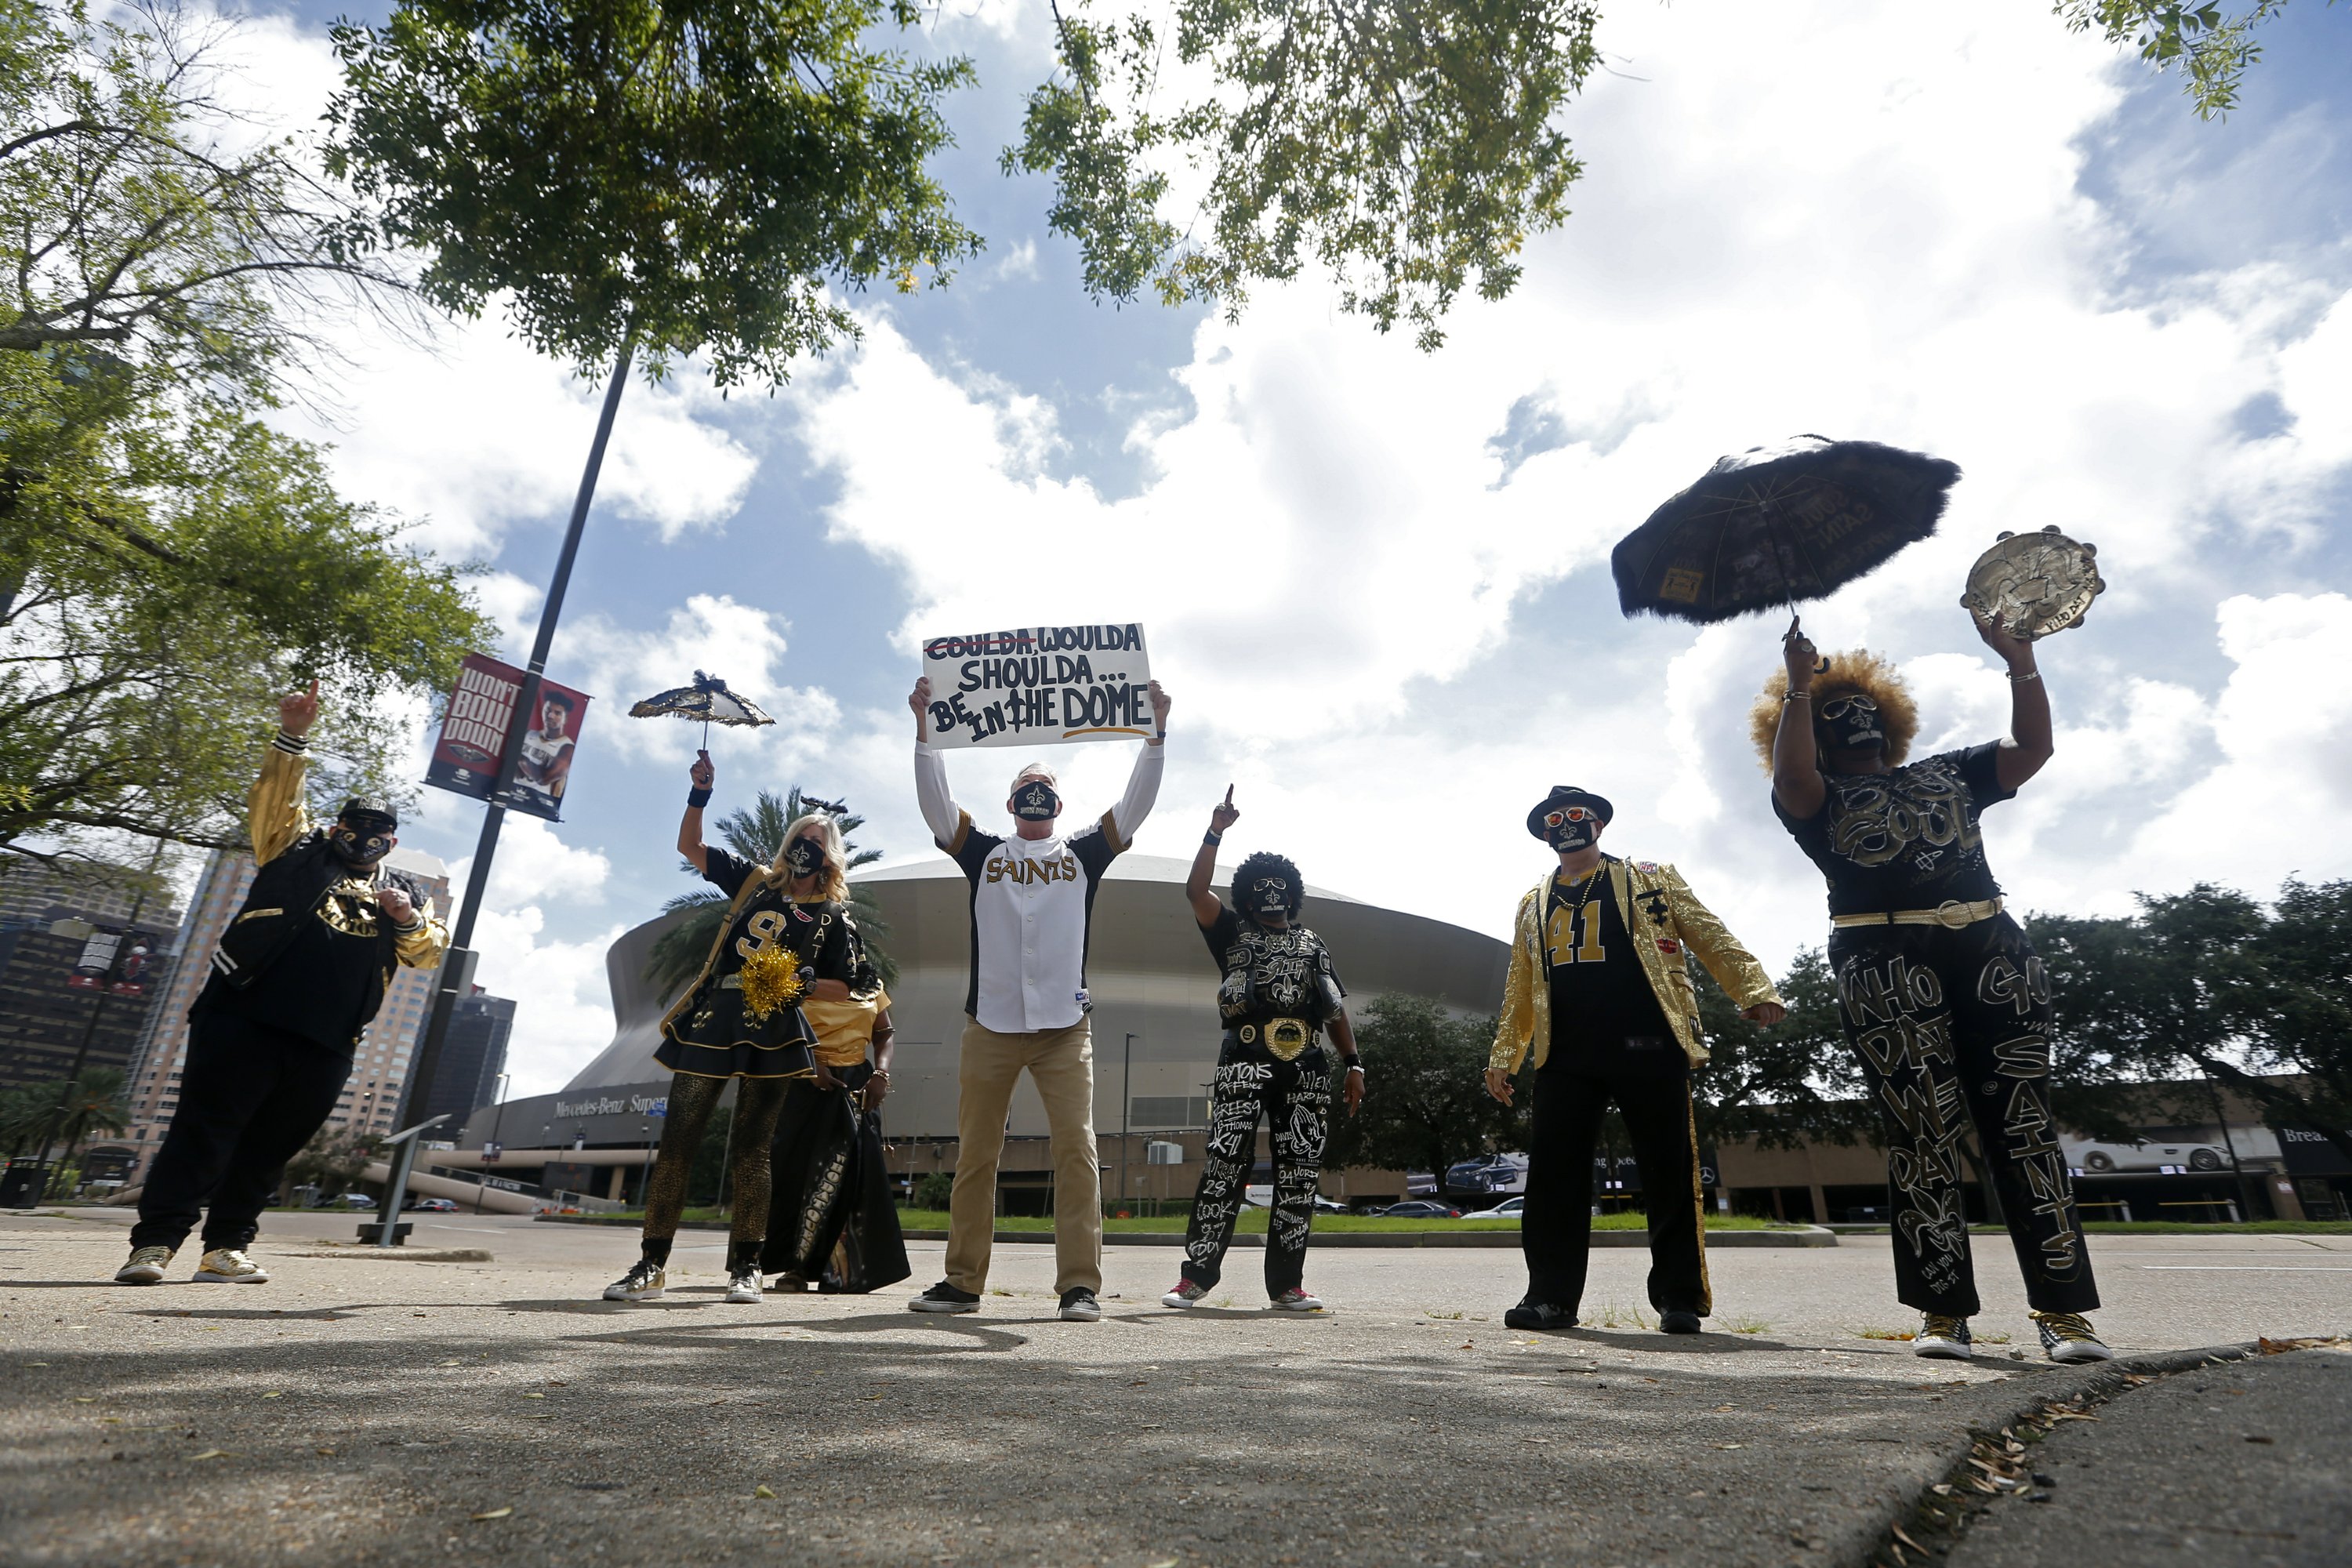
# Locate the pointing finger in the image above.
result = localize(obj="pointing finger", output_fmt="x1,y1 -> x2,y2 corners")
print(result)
1222,783 -> 1234,807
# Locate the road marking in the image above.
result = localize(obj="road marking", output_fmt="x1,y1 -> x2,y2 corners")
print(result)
2137,1265 -> 2352,1272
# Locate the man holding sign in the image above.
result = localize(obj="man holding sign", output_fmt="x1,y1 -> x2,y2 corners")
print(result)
906,671 -> 1171,1321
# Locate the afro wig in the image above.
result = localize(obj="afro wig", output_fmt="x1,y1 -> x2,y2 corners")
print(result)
1748,648 -> 1921,772
1231,850 -> 1306,925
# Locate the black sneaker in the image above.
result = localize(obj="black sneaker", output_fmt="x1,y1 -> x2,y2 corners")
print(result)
1659,1309 -> 1703,1335
1058,1287 -> 1102,1322
908,1279 -> 980,1314
1504,1298 -> 1576,1331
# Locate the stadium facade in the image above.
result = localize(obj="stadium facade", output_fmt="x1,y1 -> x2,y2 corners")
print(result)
448,854 -> 1510,1204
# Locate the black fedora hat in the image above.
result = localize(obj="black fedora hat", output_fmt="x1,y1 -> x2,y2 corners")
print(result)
1525,785 -> 1613,840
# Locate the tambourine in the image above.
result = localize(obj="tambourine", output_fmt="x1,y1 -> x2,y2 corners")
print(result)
1961,525 -> 2106,640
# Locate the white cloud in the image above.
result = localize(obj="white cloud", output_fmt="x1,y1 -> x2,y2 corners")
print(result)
444,816 -> 623,1097
552,594 -> 842,769
205,7 -> 759,560
2131,593 -> 2352,873
774,2 -> 2352,971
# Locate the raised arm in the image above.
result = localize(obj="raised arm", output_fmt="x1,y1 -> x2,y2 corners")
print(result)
1107,681 -> 1172,847
1770,616 -> 1828,819
677,750 -> 712,874
1975,615 -> 2053,792
251,680 -> 319,866
909,677 -> 965,847
1186,786 -> 1239,925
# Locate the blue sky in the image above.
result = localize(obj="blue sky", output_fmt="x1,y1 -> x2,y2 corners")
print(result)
225,1 -> 2352,1094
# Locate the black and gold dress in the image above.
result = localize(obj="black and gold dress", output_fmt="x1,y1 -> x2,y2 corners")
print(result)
626,848 -> 855,1287
654,847 -> 851,1080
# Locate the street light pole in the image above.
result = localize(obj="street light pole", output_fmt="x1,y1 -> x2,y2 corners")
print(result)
1121,1032 -> 1135,1215
474,1072 -> 510,1214
395,334 -> 637,1136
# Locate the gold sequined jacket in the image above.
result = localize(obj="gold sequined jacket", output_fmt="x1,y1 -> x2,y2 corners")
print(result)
1489,855 -> 1780,1074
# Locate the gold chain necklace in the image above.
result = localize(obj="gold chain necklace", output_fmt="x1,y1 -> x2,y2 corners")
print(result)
1557,859 -> 1605,936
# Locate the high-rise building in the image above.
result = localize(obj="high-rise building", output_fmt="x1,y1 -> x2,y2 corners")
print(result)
0,856 -> 183,1097
125,845 -> 452,1177
421,988 -> 517,1130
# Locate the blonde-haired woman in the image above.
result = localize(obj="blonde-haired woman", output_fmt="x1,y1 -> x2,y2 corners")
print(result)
601,750 -> 857,1306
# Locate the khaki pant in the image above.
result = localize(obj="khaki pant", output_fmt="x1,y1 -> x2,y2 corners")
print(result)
945,1018 -> 1102,1295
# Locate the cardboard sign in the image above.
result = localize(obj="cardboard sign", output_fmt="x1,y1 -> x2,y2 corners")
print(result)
426,653 -> 591,822
918,624 -> 1151,750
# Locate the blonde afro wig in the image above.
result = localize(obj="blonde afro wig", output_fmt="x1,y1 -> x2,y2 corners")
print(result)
1748,648 -> 1920,772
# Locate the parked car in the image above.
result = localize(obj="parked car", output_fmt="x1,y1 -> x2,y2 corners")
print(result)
1445,1156 -> 1529,1196
1460,1196 -> 1526,1221
404,1197 -> 459,1213
1380,1200 -> 1462,1218
337,1192 -> 376,1209
2061,1135 -> 2229,1174
1312,1196 -> 1350,1213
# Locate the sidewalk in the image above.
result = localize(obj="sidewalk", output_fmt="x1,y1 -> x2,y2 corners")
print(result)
5,1208 -> 2345,1567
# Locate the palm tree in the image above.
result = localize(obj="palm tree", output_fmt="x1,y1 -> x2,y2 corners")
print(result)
0,1083 -> 57,1156
46,1067 -> 129,1162
0,1069 -> 131,1192
644,787 -> 896,1001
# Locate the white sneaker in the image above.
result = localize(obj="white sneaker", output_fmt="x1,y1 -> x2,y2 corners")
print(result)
1270,1287 -> 1325,1312
114,1245 -> 175,1285
193,1248 -> 268,1283
1162,1279 -> 1207,1308
1911,1313 -> 1973,1359
724,1272 -> 762,1304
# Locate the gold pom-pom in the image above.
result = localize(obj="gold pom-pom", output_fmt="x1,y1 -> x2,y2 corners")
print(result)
737,946 -> 805,1022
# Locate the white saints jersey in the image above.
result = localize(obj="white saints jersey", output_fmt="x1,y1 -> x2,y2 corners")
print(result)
914,741 -> 1163,1033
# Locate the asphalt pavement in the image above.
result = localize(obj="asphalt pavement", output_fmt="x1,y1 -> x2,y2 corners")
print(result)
3,1207 -> 2346,1568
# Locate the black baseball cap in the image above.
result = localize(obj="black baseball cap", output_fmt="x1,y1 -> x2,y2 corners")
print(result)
338,797 -> 400,829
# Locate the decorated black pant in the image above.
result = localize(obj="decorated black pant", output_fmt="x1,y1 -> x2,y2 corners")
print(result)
1179,1040 -> 1332,1298
1828,914 -> 2099,1317
1522,1036 -> 1709,1317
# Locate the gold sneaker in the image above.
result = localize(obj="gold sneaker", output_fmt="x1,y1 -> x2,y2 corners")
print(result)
2032,1310 -> 2115,1363
114,1245 -> 176,1285
193,1247 -> 270,1283
601,1258 -> 665,1301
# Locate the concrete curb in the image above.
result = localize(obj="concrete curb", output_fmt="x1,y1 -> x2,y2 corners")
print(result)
1868,1340 -> 2259,1566
532,1214 -> 1835,1248
289,1246 -> 495,1262
909,1225 -> 1836,1249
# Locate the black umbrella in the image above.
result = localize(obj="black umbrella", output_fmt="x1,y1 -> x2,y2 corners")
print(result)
627,670 -> 775,747
1611,437 -> 1961,623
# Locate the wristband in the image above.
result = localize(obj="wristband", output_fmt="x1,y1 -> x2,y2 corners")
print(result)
1341,1057 -> 1363,1073
687,786 -> 713,808
2007,668 -> 2042,684
1203,829 -> 1222,845
1782,691 -> 1810,704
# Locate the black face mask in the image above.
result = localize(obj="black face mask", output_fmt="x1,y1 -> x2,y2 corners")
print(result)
1818,692 -> 1886,753
1543,807 -> 1602,852
329,817 -> 396,869
783,836 -> 826,878
1251,876 -> 1292,918
1012,781 -> 1059,821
